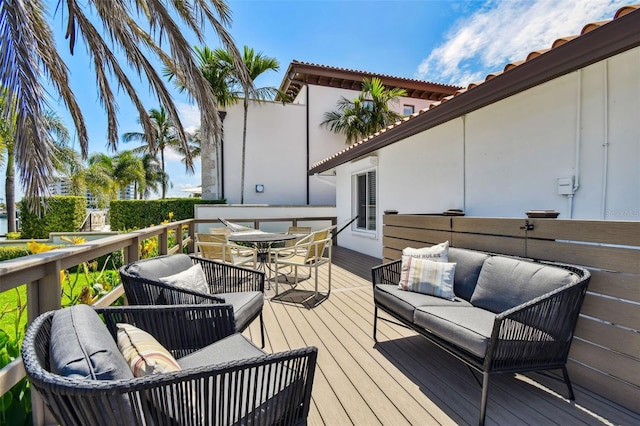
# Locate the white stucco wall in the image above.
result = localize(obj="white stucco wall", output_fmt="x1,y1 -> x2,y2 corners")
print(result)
221,82 -> 434,206
334,47 -> 640,257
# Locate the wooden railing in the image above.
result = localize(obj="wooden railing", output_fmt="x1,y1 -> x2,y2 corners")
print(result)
382,214 -> 640,414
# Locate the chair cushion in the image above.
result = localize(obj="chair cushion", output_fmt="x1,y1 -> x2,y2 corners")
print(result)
398,257 -> 456,300
49,304 -> 133,381
178,333 -> 265,369
402,241 -> 449,262
218,291 -> 263,332
448,248 -> 490,301
414,306 -> 496,358
116,323 -> 181,376
126,254 -> 194,281
470,256 -> 579,313
158,263 -> 209,295
374,284 -> 471,322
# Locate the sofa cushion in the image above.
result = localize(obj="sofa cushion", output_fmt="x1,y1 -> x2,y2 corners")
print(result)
375,284 -> 471,322
126,254 -> 194,281
471,256 -> 579,313
158,263 -> 209,295
217,291 -> 263,332
448,248 -> 490,301
50,304 -> 133,381
116,323 -> 181,376
402,241 -> 449,262
414,306 -> 496,358
398,257 -> 456,300
178,333 -> 265,369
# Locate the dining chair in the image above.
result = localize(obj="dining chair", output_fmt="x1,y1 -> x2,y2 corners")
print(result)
196,233 -> 257,268
269,229 -> 332,300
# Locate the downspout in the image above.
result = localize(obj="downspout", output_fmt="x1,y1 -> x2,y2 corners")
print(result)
306,84 -> 310,205
462,115 -> 466,213
219,111 -> 226,200
569,70 -> 582,218
601,61 -> 610,219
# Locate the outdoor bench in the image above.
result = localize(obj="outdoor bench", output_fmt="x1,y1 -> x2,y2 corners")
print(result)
371,246 -> 590,425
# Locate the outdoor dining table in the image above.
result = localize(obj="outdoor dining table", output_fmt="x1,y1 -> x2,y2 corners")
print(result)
228,233 -> 298,282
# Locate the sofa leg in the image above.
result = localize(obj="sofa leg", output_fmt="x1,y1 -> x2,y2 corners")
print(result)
260,313 -> 265,349
562,366 -> 575,401
373,306 -> 378,342
479,372 -> 489,426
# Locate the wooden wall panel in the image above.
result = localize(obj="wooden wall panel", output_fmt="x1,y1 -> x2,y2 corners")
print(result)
384,226 -> 451,246
574,317 -> 640,361
450,233 -> 526,257
383,247 -> 402,262
530,219 -> 640,246
567,361 -> 640,414
526,240 -> 640,274
587,270 -> 640,302
569,339 -> 640,388
580,294 -> 640,331
451,217 -> 527,237
383,214 -> 451,230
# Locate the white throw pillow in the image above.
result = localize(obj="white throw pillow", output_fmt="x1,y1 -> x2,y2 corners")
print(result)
158,263 -> 209,294
402,241 -> 449,262
398,256 -> 456,300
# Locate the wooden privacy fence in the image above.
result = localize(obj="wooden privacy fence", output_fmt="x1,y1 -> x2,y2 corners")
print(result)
382,214 -> 640,414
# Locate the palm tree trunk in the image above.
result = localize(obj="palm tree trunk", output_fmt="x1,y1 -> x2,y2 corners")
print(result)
160,149 -> 166,199
240,98 -> 249,204
5,149 -> 16,233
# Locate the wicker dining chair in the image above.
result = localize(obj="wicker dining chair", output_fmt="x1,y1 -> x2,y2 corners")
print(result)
22,304 -> 318,426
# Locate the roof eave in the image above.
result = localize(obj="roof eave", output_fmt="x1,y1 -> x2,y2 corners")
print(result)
308,8 -> 640,175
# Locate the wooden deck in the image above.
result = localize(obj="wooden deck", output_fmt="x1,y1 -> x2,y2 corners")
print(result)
243,246 -> 640,426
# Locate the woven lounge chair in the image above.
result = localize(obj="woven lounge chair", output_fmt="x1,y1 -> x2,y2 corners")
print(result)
119,254 -> 265,347
22,304 -> 317,426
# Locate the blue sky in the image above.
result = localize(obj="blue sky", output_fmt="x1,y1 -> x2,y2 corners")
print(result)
1,0 -> 628,201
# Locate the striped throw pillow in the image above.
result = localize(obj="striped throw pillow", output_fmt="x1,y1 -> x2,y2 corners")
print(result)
116,323 -> 181,377
403,241 -> 449,262
398,256 -> 456,300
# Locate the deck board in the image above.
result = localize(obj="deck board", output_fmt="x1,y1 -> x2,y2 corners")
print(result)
244,246 -> 640,426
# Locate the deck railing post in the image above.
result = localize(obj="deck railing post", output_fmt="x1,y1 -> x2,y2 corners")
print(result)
125,236 -> 141,265
159,228 -> 169,255
188,221 -> 196,253
176,224 -> 184,254
27,261 -> 62,426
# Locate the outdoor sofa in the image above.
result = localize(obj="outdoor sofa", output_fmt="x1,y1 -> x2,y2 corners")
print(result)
371,245 -> 591,425
22,304 -> 318,426
119,254 -> 265,347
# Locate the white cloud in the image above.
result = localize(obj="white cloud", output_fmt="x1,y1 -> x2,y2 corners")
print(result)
176,102 -> 200,133
416,0 -> 628,86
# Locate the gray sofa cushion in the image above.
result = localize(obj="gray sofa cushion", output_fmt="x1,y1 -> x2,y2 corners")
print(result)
471,256 -> 579,313
217,291 -> 264,331
448,248 -> 490,301
50,304 -> 133,381
178,333 -> 265,369
414,306 -> 496,358
374,284 -> 471,322
126,254 -> 194,280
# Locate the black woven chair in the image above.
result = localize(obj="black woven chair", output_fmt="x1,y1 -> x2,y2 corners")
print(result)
22,304 -> 318,426
119,254 -> 266,347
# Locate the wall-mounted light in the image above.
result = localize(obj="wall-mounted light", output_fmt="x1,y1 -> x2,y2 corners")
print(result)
255,184 -> 265,193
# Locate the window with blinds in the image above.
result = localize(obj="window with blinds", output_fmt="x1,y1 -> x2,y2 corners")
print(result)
354,170 -> 376,231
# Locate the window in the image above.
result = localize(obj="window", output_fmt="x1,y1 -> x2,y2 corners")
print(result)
403,104 -> 415,116
353,170 -> 377,231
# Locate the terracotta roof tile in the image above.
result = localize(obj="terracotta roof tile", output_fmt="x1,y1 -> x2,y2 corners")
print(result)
310,4 -> 640,172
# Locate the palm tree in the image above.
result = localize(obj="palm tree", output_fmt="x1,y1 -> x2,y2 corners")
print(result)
0,0 -> 251,207
322,77 -> 407,144
0,95 -> 70,232
86,153 -> 117,208
138,153 -> 164,199
123,107 -> 181,198
207,46 -> 281,203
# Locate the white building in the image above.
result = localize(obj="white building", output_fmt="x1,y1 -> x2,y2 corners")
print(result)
308,6 -> 640,258
217,62 -> 460,205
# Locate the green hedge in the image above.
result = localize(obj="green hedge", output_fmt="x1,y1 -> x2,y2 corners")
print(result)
109,198 -> 225,231
0,246 -> 31,261
19,196 -> 87,239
